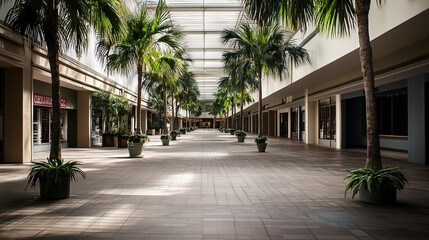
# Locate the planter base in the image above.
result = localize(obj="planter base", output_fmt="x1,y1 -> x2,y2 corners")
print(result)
40,179 -> 70,200
161,139 -> 170,146
359,185 -> 397,204
128,142 -> 144,157
237,136 -> 245,142
256,143 -> 267,152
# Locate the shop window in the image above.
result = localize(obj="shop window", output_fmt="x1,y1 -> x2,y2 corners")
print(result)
33,108 -> 68,144
319,97 -> 336,140
376,88 -> 408,136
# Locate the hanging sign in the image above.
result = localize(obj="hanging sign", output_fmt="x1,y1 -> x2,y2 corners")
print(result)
33,93 -> 67,108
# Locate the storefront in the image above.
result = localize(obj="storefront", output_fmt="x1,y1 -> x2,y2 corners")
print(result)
318,97 -> 336,148
33,80 -> 77,152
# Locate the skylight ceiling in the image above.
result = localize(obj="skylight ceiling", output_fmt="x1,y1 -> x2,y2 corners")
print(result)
165,0 -> 243,101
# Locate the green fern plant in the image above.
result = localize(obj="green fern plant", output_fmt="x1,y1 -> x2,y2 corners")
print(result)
254,135 -> 267,144
344,167 -> 408,198
235,130 -> 247,137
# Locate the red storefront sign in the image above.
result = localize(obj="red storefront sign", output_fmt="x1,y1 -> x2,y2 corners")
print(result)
33,93 -> 67,108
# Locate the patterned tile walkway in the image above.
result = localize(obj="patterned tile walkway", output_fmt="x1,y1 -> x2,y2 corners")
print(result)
1,129 -> 428,239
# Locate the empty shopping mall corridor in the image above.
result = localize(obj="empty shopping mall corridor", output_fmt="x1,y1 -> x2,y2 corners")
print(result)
1,129 -> 429,240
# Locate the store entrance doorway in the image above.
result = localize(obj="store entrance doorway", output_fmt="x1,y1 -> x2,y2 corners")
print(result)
280,112 -> 288,137
0,69 -> 3,163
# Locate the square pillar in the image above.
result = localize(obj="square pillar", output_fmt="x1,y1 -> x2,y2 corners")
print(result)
335,94 -> 342,149
77,91 -> 91,148
141,109 -> 147,133
305,89 -> 317,144
4,68 -> 32,163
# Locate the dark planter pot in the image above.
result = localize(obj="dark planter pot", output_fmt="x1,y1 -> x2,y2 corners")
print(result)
40,177 -> 70,200
161,138 -> 170,146
128,141 -> 143,157
359,184 -> 397,204
171,133 -> 177,140
180,129 -> 186,134
117,136 -> 130,148
256,143 -> 267,152
102,134 -> 117,147
237,136 -> 245,142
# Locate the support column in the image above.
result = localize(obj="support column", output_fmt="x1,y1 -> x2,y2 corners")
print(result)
77,91 -> 91,148
305,89 -> 316,144
4,70 -> 32,162
408,75 -> 426,164
335,94 -> 342,149
141,109 -> 147,134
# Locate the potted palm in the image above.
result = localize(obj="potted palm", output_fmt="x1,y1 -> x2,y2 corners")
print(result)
170,130 -> 179,140
93,90 -> 119,147
345,167 -> 408,204
127,133 -> 149,157
235,130 -> 246,142
255,135 -> 267,152
26,158 -> 86,200
160,134 -> 171,146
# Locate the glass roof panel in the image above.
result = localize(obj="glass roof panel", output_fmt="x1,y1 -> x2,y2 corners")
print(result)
162,0 -> 243,101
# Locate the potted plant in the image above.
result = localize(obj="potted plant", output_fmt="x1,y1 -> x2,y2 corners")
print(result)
228,128 -> 236,135
344,167 -> 407,204
255,135 -> 267,152
26,158 -> 86,200
127,133 -> 149,157
117,129 -> 131,148
235,130 -> 246,142
160,134 -> 171,146
170,130 -> 179,140
179,128 -> 186,134
93,90 -> 123,147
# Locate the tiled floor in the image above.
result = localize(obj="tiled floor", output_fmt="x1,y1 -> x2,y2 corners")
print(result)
1,129 -> 428,239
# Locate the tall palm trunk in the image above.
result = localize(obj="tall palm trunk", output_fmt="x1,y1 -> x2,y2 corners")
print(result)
226,107 -> 229,128
356,0 -> 382,170
240,80 -> 244,130
171,96 -> 175,131
257,67 -> 263,136
46,1 -> 61,161
175,101 -> 179,128
162,82 -> 168,134
136,64 -> 143,134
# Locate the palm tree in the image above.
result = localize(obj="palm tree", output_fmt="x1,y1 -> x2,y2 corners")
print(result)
223,54 -> 257,130
172,70 -> 195,130
0,0 -> 124,160
175,72 -> 199,129
242,0 -> 384,169
218,76 -> 240,129
221,22 -> 310,137
144,50 -> 187,134
103,0 -> 182,135
214,85 -> 234,129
